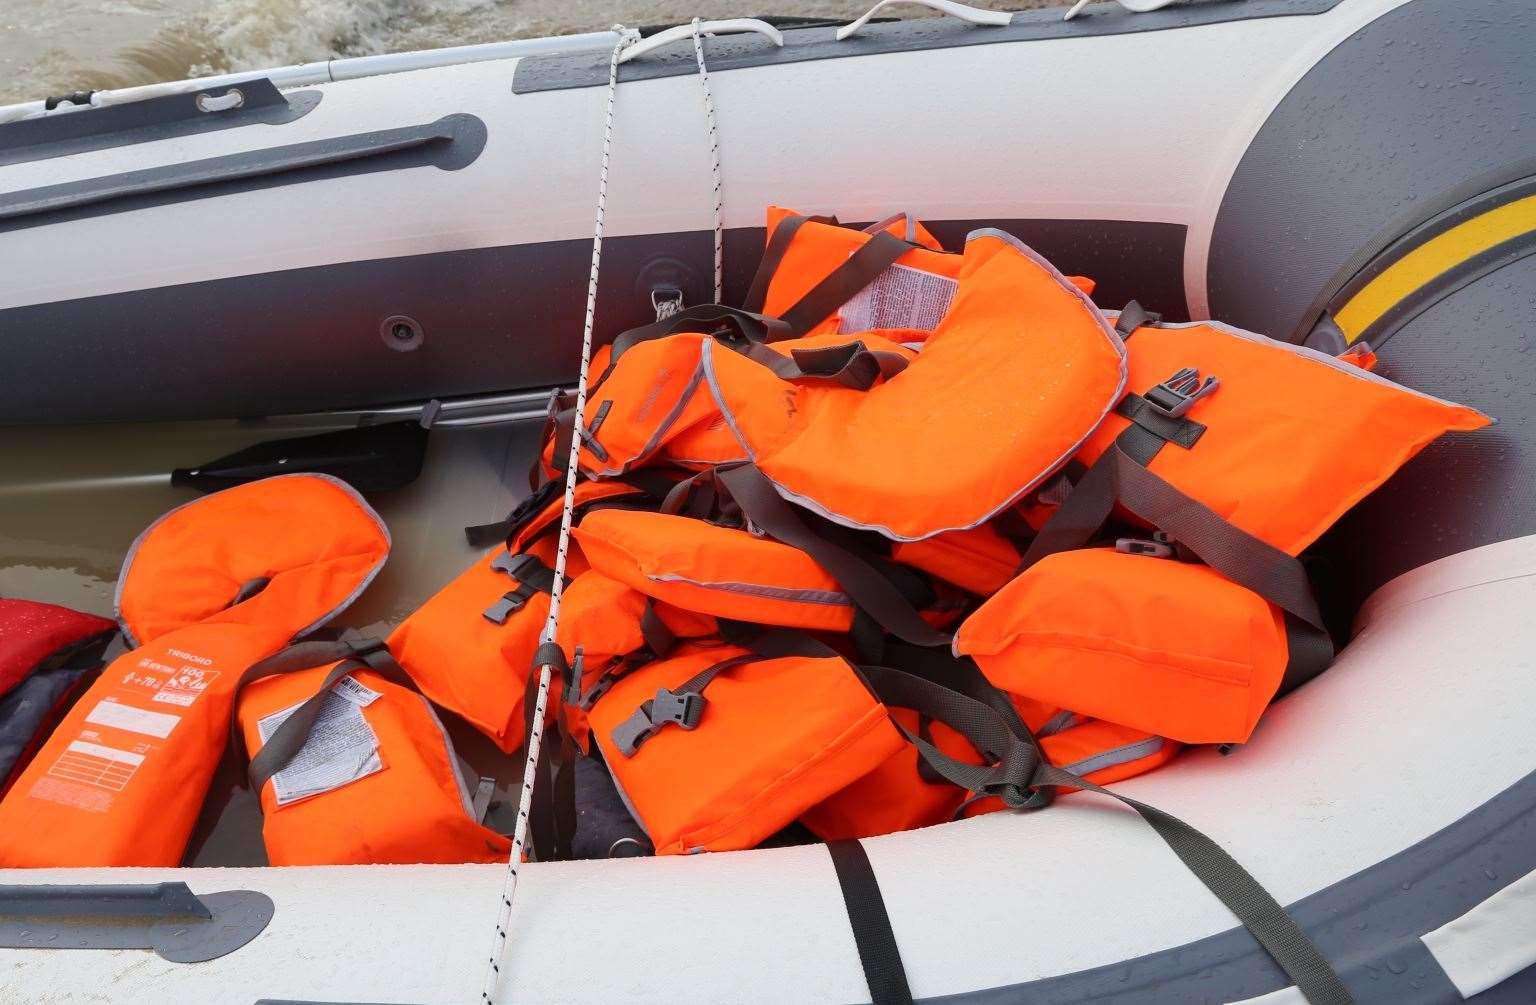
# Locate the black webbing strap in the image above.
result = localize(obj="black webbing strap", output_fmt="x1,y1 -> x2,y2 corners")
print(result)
638,599 -> 678,657
744,214 -> 821,312
828,839 -> 915,1005
737,340 -> 909,390
716,464 -> 949,648
591,304 -> 792,396
523,641 -> 576,862
779,230 -> 914,337
1114,299 -> 1161,338
862,664 -> 1353,1005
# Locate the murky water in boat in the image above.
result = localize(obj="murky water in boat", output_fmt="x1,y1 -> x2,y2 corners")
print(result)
0,414 -> 536,627
0,0 -> 1031,105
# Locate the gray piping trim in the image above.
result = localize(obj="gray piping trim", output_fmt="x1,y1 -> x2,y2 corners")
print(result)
113,472 -> 390,649
414,691 -> 479,818
700,337 -> 760,465
1059,736 -> 1166,777
1152,319 -> 1494,419
703,228 -> 1127,542
647,574 -> 852,607
592,359 -> 709,478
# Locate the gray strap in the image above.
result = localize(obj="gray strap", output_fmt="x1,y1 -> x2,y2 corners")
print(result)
738,339 -> 909,389
779,230 -> 914,337
716,464 -> 950,648
864,664 -> 1353,1005
246,659 -> 361,794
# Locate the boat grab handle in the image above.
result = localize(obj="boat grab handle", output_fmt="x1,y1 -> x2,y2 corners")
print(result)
836,0 -> 1012,41
0,882 -> 275,962
618,19 -> 785,64
0,113 -> 486,227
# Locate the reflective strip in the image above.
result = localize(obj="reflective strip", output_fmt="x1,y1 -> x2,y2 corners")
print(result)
647,573 -> 851,607
1334,193 -> 1536,342
1060,736 -> 1165,777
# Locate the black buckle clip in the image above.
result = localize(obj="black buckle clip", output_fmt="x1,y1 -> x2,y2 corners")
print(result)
612,688 -> 705,756
1144,367 -> 1219,418
1115,530 -> 1175,559
490,551 -> 538,580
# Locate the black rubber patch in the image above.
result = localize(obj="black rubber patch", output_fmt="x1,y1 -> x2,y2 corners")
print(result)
0,78 -> 322,169
513,1 -> 1342,94
0,883 -> 274,963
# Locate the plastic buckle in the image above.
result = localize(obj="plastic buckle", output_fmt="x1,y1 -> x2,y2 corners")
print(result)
1115,531 -> 1175,559
482,587 -> 531,625
1144,367 -> 1219,418
611,688 -> 705,756
650,688 -> 705,730
490,551 -> 537,579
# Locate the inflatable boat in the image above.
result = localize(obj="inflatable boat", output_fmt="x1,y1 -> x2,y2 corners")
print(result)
1,0 -> 1534,1002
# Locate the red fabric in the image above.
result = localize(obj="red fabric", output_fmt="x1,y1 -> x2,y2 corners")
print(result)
0,599 -> 115,697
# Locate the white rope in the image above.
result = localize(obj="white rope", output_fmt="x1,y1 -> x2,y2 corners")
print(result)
691,18 -> 725,303
478,24 -> 638,1005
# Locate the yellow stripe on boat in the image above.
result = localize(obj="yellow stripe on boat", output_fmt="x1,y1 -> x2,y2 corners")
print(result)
1335,194 -> 1536,343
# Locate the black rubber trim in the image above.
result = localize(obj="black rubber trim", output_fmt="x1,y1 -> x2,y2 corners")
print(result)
925,767 -> 1536,1003
0,79 -> 322,169
0,218 -> 1182,425
513,1 -> 1342,93
0,113 -> 486,231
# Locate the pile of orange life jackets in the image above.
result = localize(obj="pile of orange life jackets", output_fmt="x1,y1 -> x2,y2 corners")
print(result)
6,207 -> 1486,870
378,205 -> 1488,862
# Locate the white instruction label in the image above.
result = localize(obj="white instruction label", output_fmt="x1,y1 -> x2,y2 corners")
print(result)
84,699 -> 181,739
256,681 -> 384,806
331,675 -> 382,707
839,263 -> 958,334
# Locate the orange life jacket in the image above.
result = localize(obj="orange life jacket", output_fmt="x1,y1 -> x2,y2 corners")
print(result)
1077,318 -> 1490,556
588,642 -> 905,855
969,313 -> 1491,743
702,226 -> 1125,540
0,475 -> 389,867
388,477 -> 669,752
956,548 -> 1291,745
234,643 -> 510,865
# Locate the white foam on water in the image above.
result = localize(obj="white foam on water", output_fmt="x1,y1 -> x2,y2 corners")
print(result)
1,0 -> 1029,106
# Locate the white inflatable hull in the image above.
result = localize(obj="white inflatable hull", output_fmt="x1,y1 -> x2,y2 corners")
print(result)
3,538 -> 1535,1003
2,0 -> 1535,1001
